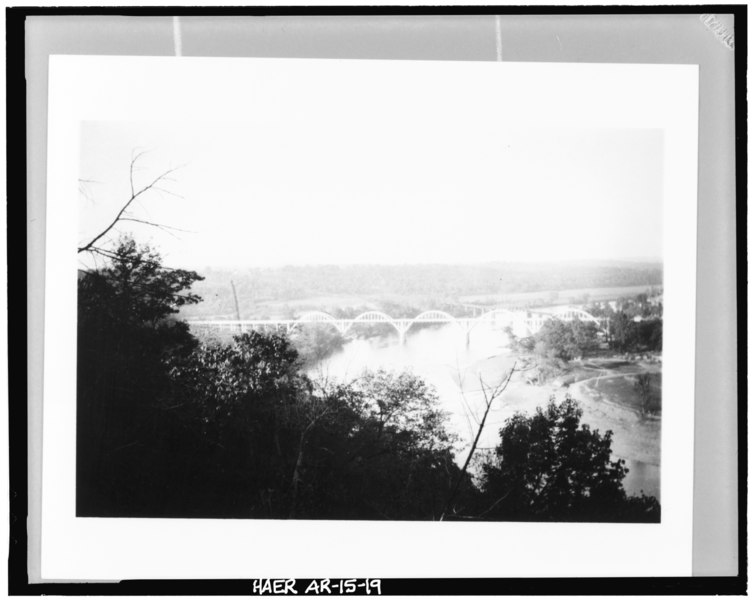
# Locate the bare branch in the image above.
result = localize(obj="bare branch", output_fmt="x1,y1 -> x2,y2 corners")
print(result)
78,153 -> 184,254
440,361 -> 517,521
129,149 -> 150,197
475,489 -> 513,519
457,375 -> 480,428
454,358 -> 479,434
78,178 -> 104,206
151,186 -> 185,199
119,217 -> 195,234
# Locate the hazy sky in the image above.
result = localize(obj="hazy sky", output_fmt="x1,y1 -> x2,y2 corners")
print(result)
79,120 -> 663,270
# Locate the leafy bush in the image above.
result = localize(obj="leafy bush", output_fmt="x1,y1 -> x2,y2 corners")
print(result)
476,396 -> 660,522
77,239 -> 659,522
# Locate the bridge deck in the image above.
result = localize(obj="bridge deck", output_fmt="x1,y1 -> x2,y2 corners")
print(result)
186,307 -> 608,338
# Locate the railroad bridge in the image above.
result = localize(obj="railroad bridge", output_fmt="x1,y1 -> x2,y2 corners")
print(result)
188,306 -> 608,345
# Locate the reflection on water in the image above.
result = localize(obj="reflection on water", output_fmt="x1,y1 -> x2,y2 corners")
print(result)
312,323 -> 508,382
312,322 -> 660,500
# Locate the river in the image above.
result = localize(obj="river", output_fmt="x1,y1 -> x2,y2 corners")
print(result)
310,322 -> 660,500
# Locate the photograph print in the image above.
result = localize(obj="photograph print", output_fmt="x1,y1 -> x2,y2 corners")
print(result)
76,61 -> 664,524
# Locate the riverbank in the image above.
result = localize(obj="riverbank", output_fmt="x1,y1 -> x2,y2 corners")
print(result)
311,323 -> 661,499
194,320 -> 663,495
443,351 -> 661,499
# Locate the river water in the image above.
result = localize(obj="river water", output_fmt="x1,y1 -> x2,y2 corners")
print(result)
310,323 -> 660,500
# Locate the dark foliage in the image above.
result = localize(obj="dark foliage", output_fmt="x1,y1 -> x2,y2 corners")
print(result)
512,318 -> 600,381
633,373 -> 662,417
609,312 -> 662,353
77,239 -> 461,518
162,350 -> 462,519
475,397 -> 660,522
534,319 -> 598,362
77,237 -> 203,516
288,371 -> 460,520
516,319 -> 599,362
289,324 -> 346,366
587,294 -> 662,354
77,240 -> 659,522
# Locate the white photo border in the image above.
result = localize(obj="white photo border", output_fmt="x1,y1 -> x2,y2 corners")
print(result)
43,56 -> 698,580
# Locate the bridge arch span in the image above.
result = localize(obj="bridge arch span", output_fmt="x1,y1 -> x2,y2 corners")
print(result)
545,306 -> 605,330
289,311 -> 346,334
297,310 -> 338,322
347,311 -> 403,336
405,310 -> 461,335
352,310 -> 398,323
413,310 -> 457,322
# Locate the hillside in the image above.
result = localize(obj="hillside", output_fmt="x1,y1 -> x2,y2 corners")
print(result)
179,261 -> 662,319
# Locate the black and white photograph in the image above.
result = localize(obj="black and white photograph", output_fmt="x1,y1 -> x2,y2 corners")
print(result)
39,54 -> 700,580
76,121 -> 665,523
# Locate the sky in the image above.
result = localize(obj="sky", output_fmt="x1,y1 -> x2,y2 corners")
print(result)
78,119 -> 663,270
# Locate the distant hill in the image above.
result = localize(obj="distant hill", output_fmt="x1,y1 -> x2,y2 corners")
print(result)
180,261 -> 662,319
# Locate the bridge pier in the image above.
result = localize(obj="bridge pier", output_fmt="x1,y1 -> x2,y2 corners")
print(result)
394,320 -> 411,345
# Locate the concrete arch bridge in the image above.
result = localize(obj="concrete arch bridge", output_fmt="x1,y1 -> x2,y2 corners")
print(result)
189,306 -> 607,345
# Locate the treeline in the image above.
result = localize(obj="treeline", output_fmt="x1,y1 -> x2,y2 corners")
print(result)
509,319 -> 601,382
77,238 -> 659,522
181,262 -> 663,318
511,299 -> 662,369
508,297 -> 662,382
587,295 -> 663,353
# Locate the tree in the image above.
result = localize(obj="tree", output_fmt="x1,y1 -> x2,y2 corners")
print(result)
571,318 -> 599,355
78,240 -> 465,520
513,319 -> 597,383
633,373 -> 660,417
156,340 -> 464,520
80,236 -> 203,326
634,319 -> 663,352
163,330 -> 315,517
609,311 -> 636,352
441,365 -> 516,520
476,396 -> 660,522
533,320 -> 578,362
78,151 -> 186,257
308,370 -> 461,520
609,312 -> 662,353
77,236 -> 203,516
289,324 -> 346,366
521,318 -> 599,369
